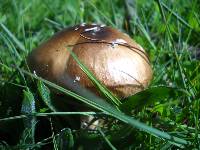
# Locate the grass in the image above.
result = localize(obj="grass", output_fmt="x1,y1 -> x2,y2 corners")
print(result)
0,0 -> 200,149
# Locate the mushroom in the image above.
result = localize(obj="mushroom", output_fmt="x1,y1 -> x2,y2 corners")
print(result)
27,24 -> 153,129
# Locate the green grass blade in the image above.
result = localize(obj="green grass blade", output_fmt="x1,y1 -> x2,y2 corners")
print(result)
160,1 -> 193,29
21,88 -> 36,145
98,127 -> 117,150
136,21 -> 157,50
86,0 -> 116,27
49,117 -> 59,150
37,80 -> 57,112
155,0 -> 190,100
0,112 -> 99,121
0,33 -> 22,61
120,86 -> 189,113
0,23 -> 25,52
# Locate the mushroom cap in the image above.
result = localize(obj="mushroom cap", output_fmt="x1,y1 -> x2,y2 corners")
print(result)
27,24 -> 153,99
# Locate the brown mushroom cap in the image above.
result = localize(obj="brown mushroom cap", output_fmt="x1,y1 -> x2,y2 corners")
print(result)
27,24 -> 153,99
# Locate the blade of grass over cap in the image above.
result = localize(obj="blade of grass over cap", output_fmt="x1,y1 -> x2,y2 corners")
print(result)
66,47 -> 121,107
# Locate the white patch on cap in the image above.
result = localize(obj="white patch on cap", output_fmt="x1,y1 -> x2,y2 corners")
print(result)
75,27 -> 79,30
80,23 -> 86,26
111,42 -> 118,48
73,76 -> 80,83
91,23 -> 97,26
114,39 -> 127,44
84,26 -> 100,32
111,39 -> 127,48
